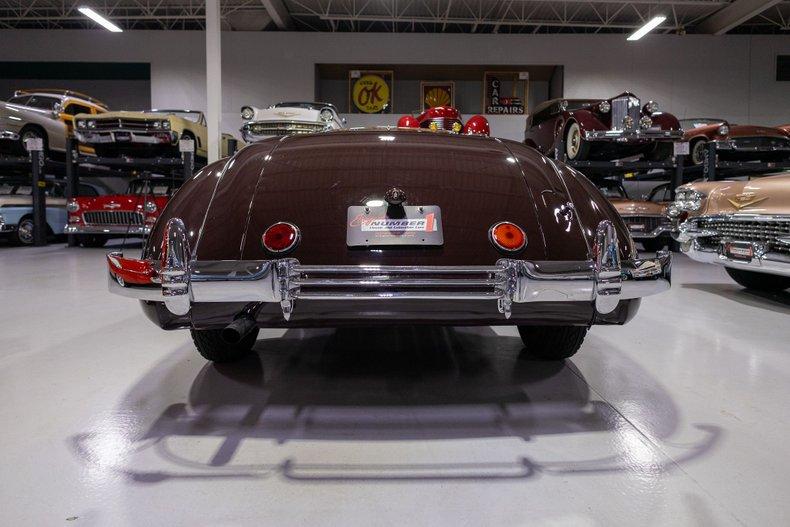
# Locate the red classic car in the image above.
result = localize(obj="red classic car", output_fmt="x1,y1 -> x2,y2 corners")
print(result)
524,93 -> 682,161
681,118 -> 790,165
65,177 -> 177,247
105,128 -> 670,364
397,106 -> 490,136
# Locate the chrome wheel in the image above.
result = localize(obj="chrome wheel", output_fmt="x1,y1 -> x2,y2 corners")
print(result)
16,218 -> 34,245
565,122 -> 582,160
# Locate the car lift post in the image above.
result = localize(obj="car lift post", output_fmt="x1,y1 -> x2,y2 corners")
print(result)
704,141 -> 717,181
180,138 -> 195,180
25,137 -> 47,247
65,137 -> 78,247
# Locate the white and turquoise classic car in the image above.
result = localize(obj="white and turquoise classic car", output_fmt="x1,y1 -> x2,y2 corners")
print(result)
0,179 -> 105,245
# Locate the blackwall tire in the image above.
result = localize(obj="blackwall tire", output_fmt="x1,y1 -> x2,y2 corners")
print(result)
517,325 -> 589,360
191,327 -> 260,363
12,216 -> 35,245
565,122 -> 590,161
725,267 -> 790,292
79,235 -> 108,248
641,238 -> 667,252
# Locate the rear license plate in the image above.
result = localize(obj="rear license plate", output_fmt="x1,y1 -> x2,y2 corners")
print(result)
115,132 -> 131,142
347,205 -> 443,247
724,242 -> 753,261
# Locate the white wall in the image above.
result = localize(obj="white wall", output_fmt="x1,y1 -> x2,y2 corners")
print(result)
1,30 -> 788,142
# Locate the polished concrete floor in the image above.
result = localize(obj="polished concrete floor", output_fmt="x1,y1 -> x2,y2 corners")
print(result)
1,243 -> 789,526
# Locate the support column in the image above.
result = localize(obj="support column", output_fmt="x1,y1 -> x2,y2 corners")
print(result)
206,0 -> 222,163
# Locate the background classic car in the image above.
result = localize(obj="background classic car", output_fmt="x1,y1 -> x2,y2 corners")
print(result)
65,177 -> 176,247
0,89 -> 107,157
396,106 -> 490,136
524,93 -> 682,161
672,171 -> 790,292
74,109 -> 238,162
106,128 -> 670,364
597,179 -> 673,252
0,178 -> 105,245
240,102 -> 344,142
680,118 -> 790,166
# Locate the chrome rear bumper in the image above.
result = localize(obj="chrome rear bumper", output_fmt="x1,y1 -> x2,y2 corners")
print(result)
107,218 -> 671,320
0,130 -> 20,141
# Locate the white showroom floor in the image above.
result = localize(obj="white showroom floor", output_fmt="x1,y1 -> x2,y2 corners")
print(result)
1,243 -> 789,526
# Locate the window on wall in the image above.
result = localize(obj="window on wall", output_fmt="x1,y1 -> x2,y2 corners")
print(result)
777,55 -> 790,81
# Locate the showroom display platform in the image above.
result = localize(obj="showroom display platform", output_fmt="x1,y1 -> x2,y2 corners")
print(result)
1,244 -> 789,526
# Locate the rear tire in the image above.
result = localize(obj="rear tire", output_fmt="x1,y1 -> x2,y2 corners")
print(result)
11,216 -> 35,245
564,121 -> 590,161
190,327 -> 259,363
725,267 -> 790,292
517,325 -> 588,360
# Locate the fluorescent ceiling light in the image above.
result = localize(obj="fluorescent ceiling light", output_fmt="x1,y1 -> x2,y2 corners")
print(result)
627,16 -> 666,41
78,6 -> 123,32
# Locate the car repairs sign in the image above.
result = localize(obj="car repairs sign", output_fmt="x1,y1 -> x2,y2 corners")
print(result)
347,205 -> 444,246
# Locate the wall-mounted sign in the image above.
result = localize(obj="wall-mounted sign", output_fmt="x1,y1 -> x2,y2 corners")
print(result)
484,71 -> 528,115
420,81 -> 454,110
349,71 -> 393,114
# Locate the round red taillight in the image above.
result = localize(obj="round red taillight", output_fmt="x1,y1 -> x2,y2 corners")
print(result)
262,222 -> 300,253
490,222 -> 527,252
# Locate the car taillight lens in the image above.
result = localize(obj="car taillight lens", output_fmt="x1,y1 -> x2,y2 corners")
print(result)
262,222 -> 300,253
490,222 -> 527,252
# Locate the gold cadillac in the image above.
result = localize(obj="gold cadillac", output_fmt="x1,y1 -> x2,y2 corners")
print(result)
73,109 -> 238,163
671,172 -> 790,291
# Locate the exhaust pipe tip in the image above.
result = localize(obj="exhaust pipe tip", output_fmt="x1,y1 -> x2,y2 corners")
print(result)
221,317 -> 256,345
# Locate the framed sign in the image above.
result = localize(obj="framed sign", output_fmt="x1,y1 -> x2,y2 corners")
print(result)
349,70 -> 393,114
484,71 -> 528,115
420,81 -> 454,110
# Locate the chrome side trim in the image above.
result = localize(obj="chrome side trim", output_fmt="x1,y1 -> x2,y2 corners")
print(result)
108,218 -> 671,319
584,129 -> 682,142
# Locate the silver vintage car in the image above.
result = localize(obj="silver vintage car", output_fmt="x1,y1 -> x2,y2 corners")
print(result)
0,89 -> 108,157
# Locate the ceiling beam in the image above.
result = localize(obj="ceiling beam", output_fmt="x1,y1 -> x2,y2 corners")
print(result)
261,0 -> 293,29
696,0 -> 783,33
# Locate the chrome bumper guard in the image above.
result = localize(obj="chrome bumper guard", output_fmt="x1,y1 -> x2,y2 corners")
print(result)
66,224 -> 151,236
584,129 -> 682,142
628,225 -> 672,239
76,130 -> 178,145
108,218 -> 671,319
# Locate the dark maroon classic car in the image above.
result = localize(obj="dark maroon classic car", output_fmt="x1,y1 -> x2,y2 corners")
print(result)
680,118 -> 790,165
106,128 -> 670,364
524,93 -> 682,161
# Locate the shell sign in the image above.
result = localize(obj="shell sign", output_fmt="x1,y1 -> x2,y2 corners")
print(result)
352,74 -> 390,114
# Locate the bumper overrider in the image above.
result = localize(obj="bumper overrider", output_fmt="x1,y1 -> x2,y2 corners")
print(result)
65,224 -> 152,235
107,217 -> 671,321
585,129 -> 682,142
676,215 -> 790,277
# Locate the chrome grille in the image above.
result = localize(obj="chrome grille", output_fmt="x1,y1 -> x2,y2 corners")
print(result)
611,96 -> 641,131
420,117 -> 463,133
697,217 -> 790,254
93,119 -> 159,131
248,122 -> 326,136
84,211 -> 143,226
